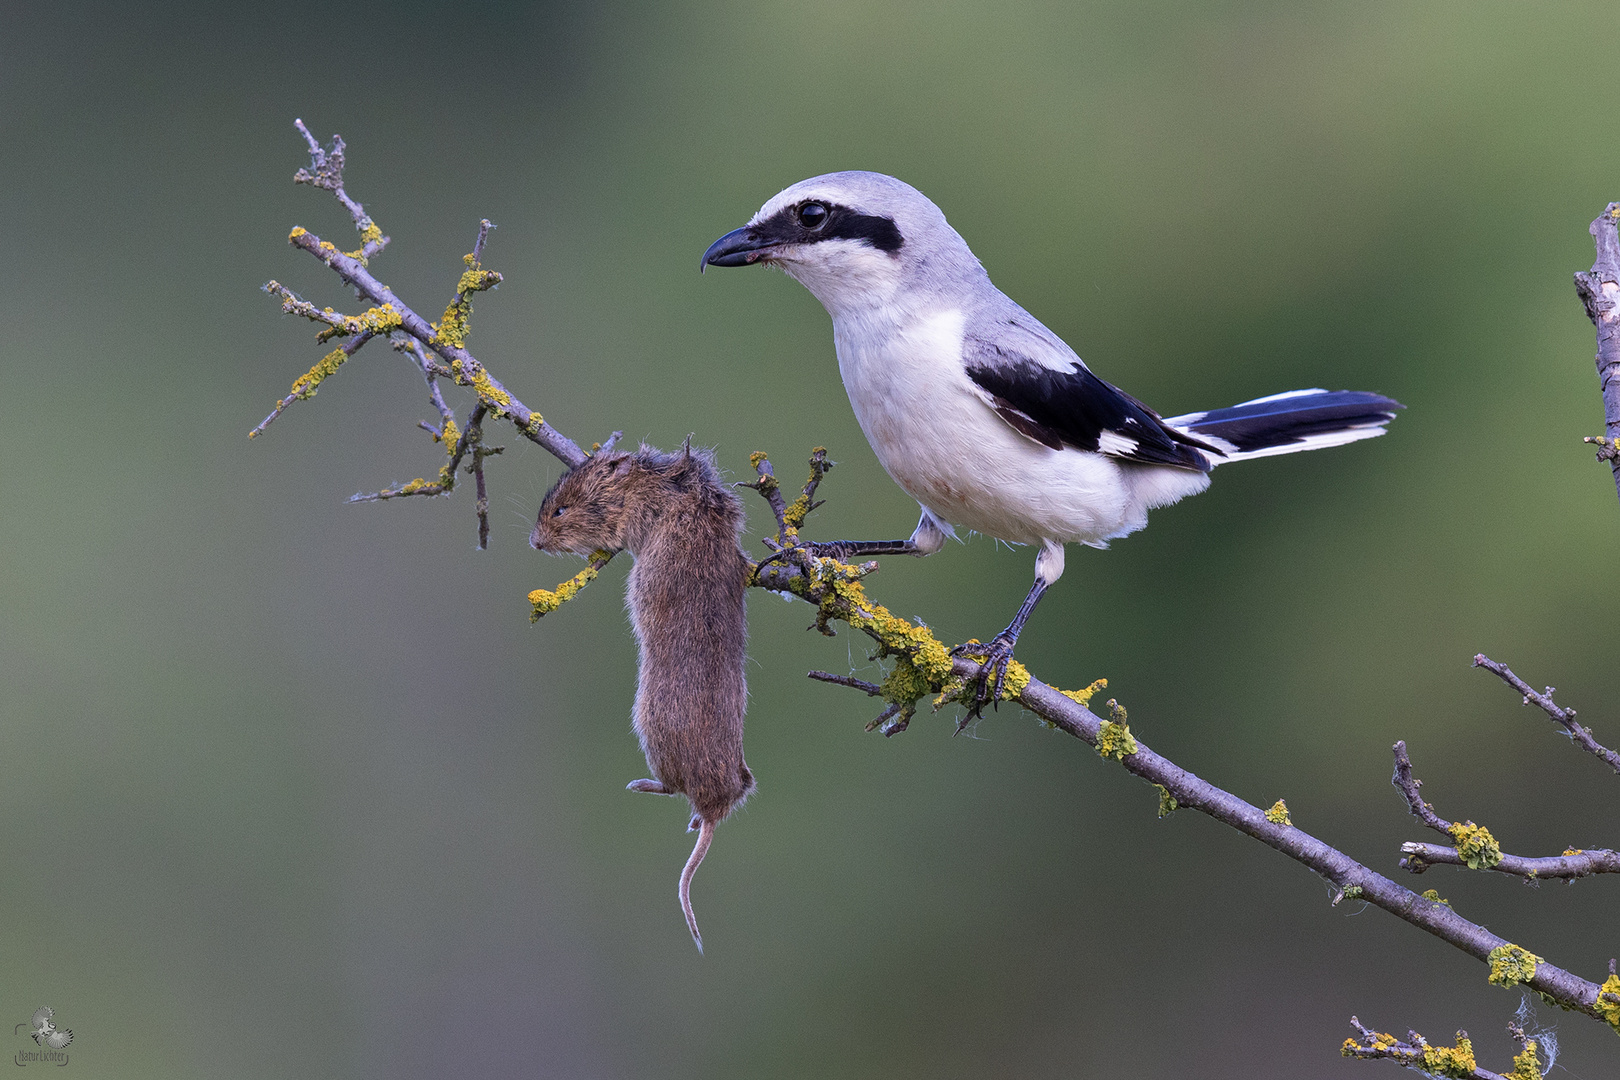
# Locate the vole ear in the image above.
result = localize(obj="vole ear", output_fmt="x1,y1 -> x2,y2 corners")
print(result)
681,434 -> 693,459
609,454 -> 633,476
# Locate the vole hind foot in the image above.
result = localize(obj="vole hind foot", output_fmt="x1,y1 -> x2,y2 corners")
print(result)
627,778 -> 674,794
688,814 -> 702,832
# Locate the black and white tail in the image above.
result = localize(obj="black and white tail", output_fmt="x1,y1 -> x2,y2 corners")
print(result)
1164,389 -> 1403,466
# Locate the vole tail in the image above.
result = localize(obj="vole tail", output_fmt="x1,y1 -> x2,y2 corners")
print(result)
680,818 -> 715,954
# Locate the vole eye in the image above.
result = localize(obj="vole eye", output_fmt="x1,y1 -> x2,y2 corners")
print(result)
552,505 -> 567,518
798,202 -> 828,230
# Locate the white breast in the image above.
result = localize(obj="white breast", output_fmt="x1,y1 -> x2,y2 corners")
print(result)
829,307 -> 1209,547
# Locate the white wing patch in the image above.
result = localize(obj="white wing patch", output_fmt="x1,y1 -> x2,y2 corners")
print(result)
1096,430 -> 1140,456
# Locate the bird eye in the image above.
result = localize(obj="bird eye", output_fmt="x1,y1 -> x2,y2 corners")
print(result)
798,202 -> 829,230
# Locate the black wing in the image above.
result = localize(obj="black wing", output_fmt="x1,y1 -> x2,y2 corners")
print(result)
964,334 -> 1218,472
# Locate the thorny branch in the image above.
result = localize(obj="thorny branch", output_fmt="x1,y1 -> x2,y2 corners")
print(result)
257,124 -> 1620,1054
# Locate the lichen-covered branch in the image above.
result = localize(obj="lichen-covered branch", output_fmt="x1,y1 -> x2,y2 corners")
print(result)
1390,739 -> 1617,879
256,122 -> 592,550
740,454 -> 1612,1032
1341,1016 -> 1553,1080
999,673 -> 1605,1020
1473,653 -> 1620,775
1399,841 -> 1619,879
1575,203 -> 1620,503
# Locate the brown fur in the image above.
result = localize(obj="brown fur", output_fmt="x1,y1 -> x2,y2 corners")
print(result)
530,445 -> 754,951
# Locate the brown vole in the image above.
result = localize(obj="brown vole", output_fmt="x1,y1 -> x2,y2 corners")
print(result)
530,445 -> 754,952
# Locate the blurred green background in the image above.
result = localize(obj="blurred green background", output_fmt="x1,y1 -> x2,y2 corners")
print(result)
3,1 -> 1617,1076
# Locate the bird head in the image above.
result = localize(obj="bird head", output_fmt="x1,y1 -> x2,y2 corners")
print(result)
701,171 -> 985,319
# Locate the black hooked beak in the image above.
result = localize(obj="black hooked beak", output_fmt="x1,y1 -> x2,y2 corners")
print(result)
701,226 -> 774,272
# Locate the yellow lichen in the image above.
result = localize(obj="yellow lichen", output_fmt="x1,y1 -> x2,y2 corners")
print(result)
1487,943 -> 1541,988
1339,884 -> 1363,900
1265,799 -> 1292,826
1060,678 -> 1107,708
1505,1039 -> 1541,1080
1562,848 -> 1584,856
526,412 -> 544,437
1155,784 -> 1178,817
528,550 -> 613,621
1418,1032 -> 1477,1078
440,417 -> 462,454
1095,699 -> 1137,760
288,226 -> 308,240
359,221 -> 382,245
791,554 -> 963,722
1594,973 -> 1620,1031
470,367 -> 511,408
432,254 -> 502,350
1449,821 -> 1503,870
783,493 -> 812,531
290,347 -> 348,399
1421,889 -> 1450,906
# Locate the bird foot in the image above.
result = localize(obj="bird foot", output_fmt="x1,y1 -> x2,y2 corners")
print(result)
951,633 -> 1020,727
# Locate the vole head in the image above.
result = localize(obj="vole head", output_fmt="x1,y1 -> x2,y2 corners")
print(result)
530,451 -> 642,555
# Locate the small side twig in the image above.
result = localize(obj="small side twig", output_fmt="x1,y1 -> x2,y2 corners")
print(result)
249,327 -> 376,438
1399,842 -> 1619,880
1339,1016 -> 1542,1080
807,671 -> 882,696
1473,653 -> 1620,775
808,670 -> 907,734
1574,202 -> 1620,502
1392,740 -> 1617,879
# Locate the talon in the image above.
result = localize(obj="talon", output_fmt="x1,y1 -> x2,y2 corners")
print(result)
954,633 -> 1018,727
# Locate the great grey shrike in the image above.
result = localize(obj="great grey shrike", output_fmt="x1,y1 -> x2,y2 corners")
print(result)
703,172 -> 1401,707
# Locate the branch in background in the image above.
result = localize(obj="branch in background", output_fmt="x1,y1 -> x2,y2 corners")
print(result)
1575,203 -> 1620,502
1472,653 -> 1620,775
254,122 -> 586,547
1341,1016 -> 1551,1080
1393,740 -> 1617,880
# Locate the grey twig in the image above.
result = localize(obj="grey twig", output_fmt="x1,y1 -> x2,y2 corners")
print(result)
281,223 -> 585,466
1399,841 -> 1619,880
1392,740 -> 1616,879
292,120 -> 388,260
267,123 -> 586,468
1340,1017 -> 1519,1079
741,453 -> 790,536
248,325 -> 376,438
807,671 -> 907,733
1390,739 -> 1454,837
1473,653 -> 1620,775
1574,202 -> 1620,503
807,671 -> 882,696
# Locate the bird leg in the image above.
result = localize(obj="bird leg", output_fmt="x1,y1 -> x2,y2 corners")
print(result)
953,540 -> 1064,722
795,537 -> 926,560
953,578 -> 1048,721
759,507 -> 950,568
